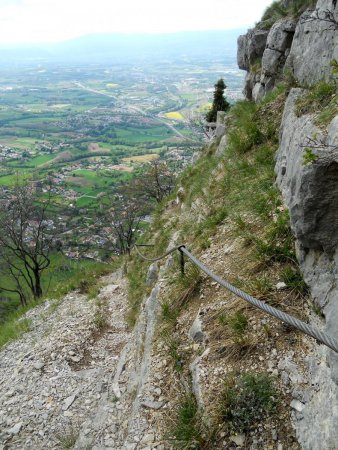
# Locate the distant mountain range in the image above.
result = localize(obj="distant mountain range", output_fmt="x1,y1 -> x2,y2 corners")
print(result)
0,30 -> 245,64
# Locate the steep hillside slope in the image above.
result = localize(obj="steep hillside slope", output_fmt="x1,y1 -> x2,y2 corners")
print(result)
121,0 -> 338,448
0,1 -> 336,449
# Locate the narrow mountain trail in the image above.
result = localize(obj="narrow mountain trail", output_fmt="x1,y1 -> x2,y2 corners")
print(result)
0,269 -> 164,450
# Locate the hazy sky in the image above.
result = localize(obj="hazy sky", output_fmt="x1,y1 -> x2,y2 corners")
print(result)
0,0 -> 273,44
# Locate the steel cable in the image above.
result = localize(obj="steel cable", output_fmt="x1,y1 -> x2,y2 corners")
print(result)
134,243 -> 338,353
134,244 -> 184,262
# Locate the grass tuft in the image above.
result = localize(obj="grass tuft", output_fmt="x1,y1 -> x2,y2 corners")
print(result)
169,393 -> 205,449
226,311 -> 248,342
54,425 -> 79,449
295,81 -> 337,125
257,0 -> 317,29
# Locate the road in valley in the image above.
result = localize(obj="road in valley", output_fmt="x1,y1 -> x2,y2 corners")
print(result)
74,81 -> 198,143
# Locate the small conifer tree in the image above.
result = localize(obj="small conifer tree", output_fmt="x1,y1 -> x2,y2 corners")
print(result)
206,78 -> 230,122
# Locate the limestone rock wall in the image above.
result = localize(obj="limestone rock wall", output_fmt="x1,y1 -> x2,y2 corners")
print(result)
238,1 -> 338,447
238,0 -> 338,101
286,0 -> 338,85
276,89 -> 338,254
274,88 -> 338,450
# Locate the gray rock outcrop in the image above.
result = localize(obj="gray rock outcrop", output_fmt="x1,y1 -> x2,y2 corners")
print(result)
188,311 -> 205,343
146,262 -> 159,287
286,0 -> 338,85
239,0 -> 338,101
237,29 -> 269,100
276,89 -> 338,253
215,111 -> 227,138
254,18 -> 297,101
275,87 -> 338,449
237,29 -> 269,71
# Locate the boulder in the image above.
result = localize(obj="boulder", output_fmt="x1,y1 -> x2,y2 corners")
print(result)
262,48 -> 283,76
286,0 -> 338,85
237,29 -> 269,71
252,82 -> 266,102
266,18 -> 296,53
215,111 -> 227,138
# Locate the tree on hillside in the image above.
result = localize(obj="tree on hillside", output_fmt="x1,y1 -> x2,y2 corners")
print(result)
109,194 -> 145,255
132,160 -> 176,204
0,185 -> 56,305
206,78 -> 230,123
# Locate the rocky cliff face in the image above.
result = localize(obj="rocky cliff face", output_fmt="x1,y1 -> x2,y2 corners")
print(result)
275,89 -> 338,449
238,0 -> 338,101
238,1 -> 338,448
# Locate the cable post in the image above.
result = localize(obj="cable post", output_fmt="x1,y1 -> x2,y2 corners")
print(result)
179,248 -> 185,276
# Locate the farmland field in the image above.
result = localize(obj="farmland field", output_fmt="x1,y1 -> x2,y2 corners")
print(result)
0,56 -> 244,206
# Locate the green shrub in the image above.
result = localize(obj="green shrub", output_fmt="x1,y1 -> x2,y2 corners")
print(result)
302,147 -> 319,165
161,329 -> 183,372
168,262 -> 202,307
194,206 -> 228,249
248,276 -> 274,298
260,1 -> 287,23
180,153 -> 218,207
221,372 -> 277,433
253,209 -> 296,263
161,300 -> 179,324
126,258 -> 149,327
290,0 -> 317,16
92,298 -> 109,330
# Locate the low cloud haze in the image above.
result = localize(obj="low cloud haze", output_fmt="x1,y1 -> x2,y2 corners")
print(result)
0,0 -> 272,44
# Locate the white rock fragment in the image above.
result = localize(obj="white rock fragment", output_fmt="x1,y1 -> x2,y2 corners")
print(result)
63,394 -> 77,411
141,400 -> 164,410
230,434 -> 245,446
276,282 -> 287,291
8,422 -> 23,435
291,399 -> 305,412
141,433 -> 155,443
188,312 -> 204,343
33,361 -> 44,370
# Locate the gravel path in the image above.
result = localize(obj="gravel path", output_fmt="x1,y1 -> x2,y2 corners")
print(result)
0,270 -> 134,449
